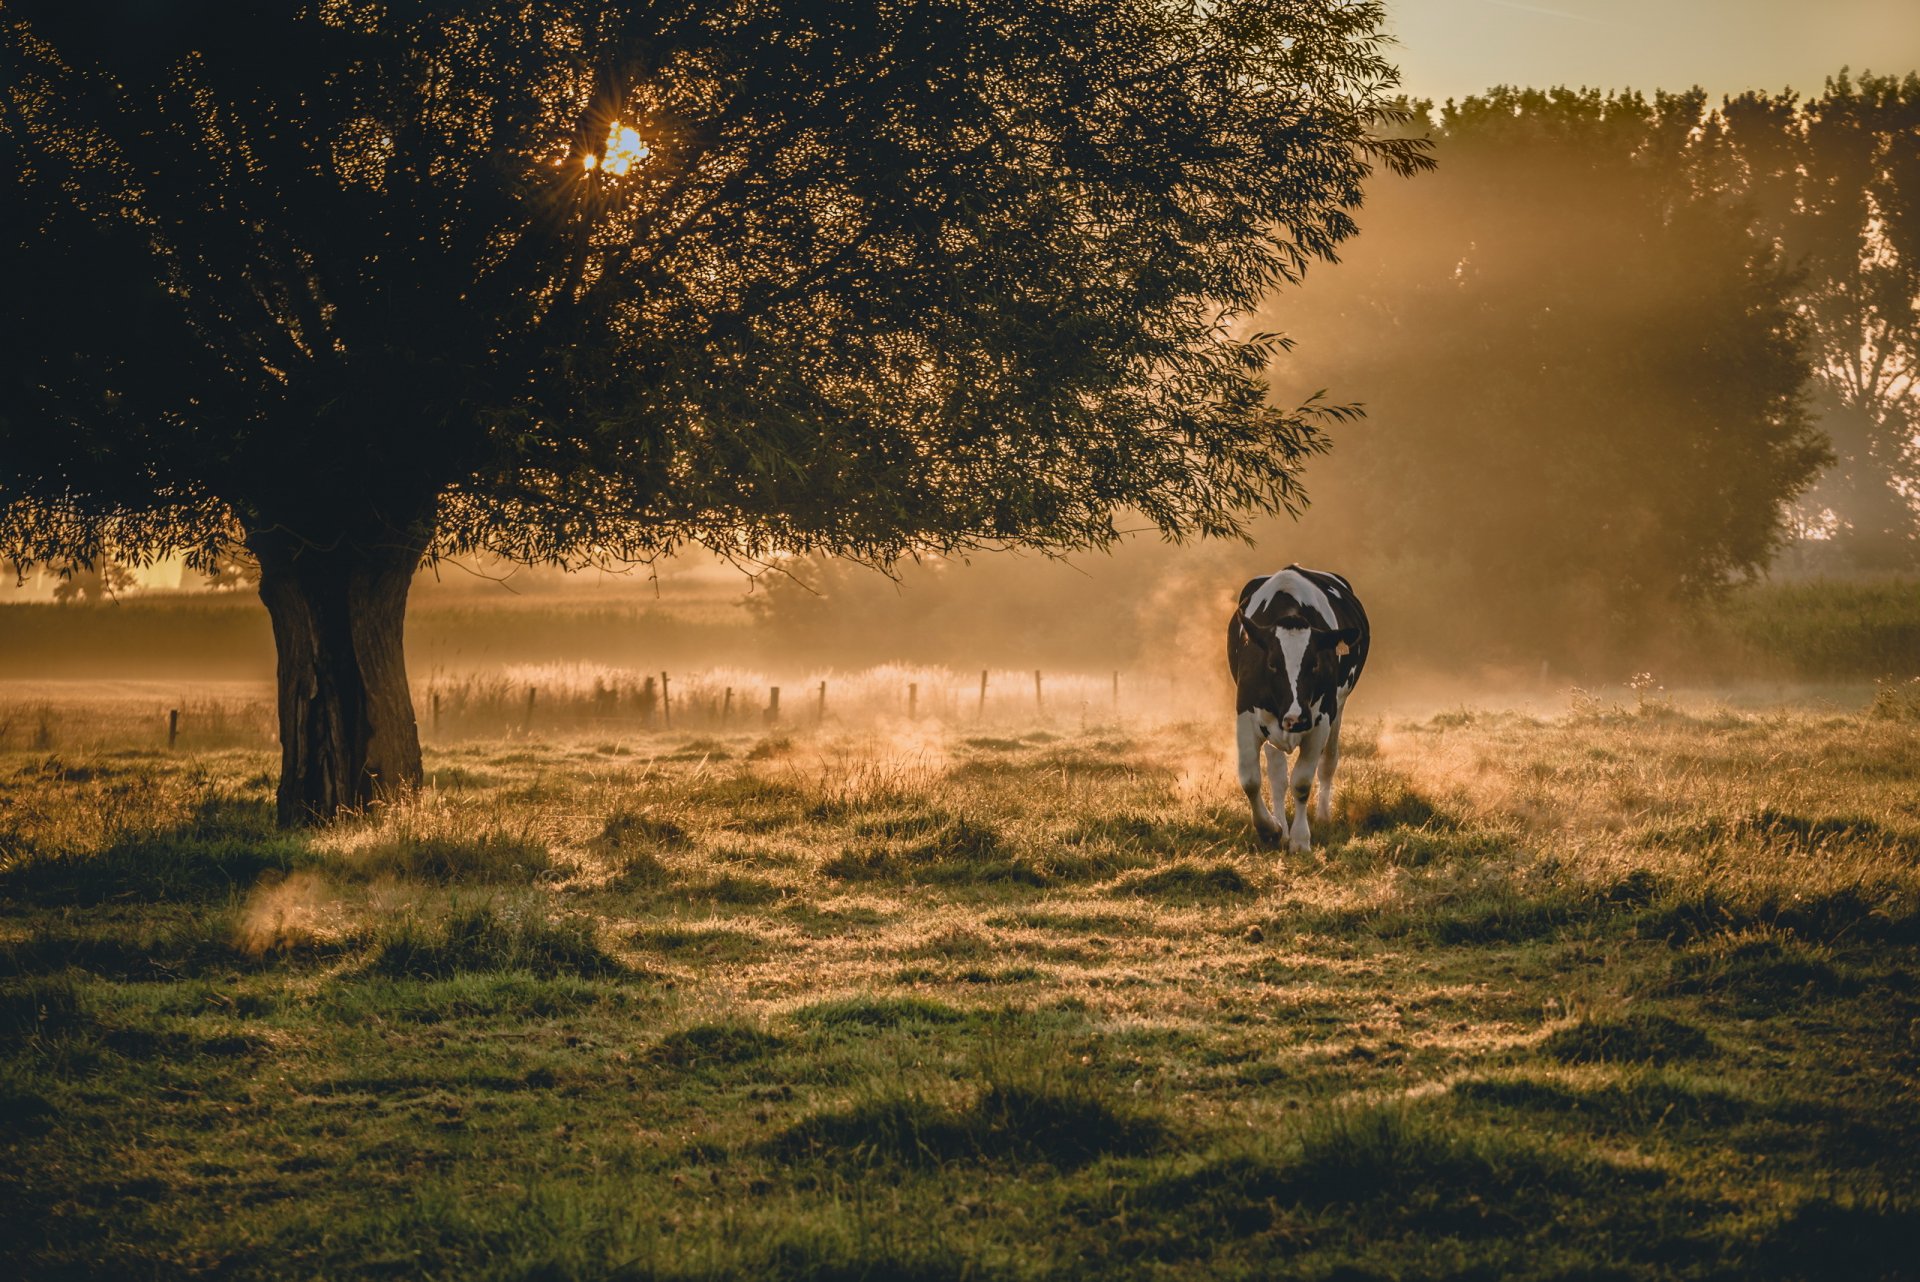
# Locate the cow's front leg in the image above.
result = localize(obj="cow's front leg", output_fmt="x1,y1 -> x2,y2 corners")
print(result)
1287,726 -> 1330,853
1315,715 -> 1343,825
1237,711 -> 1280,840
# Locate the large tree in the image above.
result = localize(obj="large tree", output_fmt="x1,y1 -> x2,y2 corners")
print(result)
1265,88 -> 1826,668
1,1 -> 1426,823
1705,72 -> 1920,567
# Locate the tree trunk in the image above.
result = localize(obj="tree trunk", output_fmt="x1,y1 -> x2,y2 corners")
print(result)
251,527 -> 429,826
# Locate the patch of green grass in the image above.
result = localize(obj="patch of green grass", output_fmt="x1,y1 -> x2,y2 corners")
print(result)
773,1059 -> 1161,1170
1658,928 -> 1865,1015
1637,881 -> 1920,946
1065,813 -> 1234,856
363,904 -> 626,980
1120,1102 -> 1658,1253
349,830 -> 553,884
679,872 -> 785,906
1541,1012 -> 1715,1066
790,995 -> 967,1029
1452,1070 -> 1751,1134
598,809 -> 693,850
629,925 -> 770,963
1738,1195 -> 1920,1280
1117,861 -> 1255,902
0,799 -> 306,906
1329,825 -> 1513,868
648,1020 -> 783,1069
1338,774 -> 1459,832
0,909 -> 324,981
824,817 -> 1050,887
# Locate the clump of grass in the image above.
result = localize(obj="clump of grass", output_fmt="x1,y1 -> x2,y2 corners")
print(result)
350,831 -> 553,884
648,1020 -> 783,1069
819,846 -> 901,882
824,818 -> 1047,887
423,766 -> 497,791
364,904 -> 624,979
744,735 -> 794,760
1659,928 -> 1858,1013
1132,1103 -> 1646,1244
629,926 -> 768,963
597,809 -> 692,850
773,1058 -> 1160,1170
1065,813 -> 1232,857
1331,827 -> 1513,869
1867,677 -> 1920,722
1740,1195 -> 1920,1280
851,809 -> 953,839
596,809 -> 689,888
1637,881 -> 1920,946
0,824 -> 309,907
681,872 -> 785,906
1338,773 -> 1457,832
0,908 -> 311,981
1453,1070 -> 1751,1134
1119,861 -> 1256,902
0,972 -> 90,1048
791,995 -> 967,1029
1540,1011 -> 1714,1066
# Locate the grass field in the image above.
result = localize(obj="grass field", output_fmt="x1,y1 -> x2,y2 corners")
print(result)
3,694 -> 1919,1280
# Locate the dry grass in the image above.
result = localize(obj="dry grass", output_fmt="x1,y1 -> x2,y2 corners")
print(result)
1,697 -> 1917,1279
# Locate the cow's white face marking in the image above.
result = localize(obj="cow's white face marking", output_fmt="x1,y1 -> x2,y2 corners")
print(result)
1278,625 -> 1311,722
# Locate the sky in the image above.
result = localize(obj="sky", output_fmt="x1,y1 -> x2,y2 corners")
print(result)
1387,0 -> 1920,104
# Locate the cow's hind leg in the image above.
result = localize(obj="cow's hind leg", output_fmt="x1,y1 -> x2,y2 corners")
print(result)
1286,726 -> 1329,853
1315,715 -> 1343,825
1237,711 -> 1280,840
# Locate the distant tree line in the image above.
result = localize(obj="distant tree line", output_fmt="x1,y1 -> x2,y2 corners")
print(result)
1267,75 -> 1918,668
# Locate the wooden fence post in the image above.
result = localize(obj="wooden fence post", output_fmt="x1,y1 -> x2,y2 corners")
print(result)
978,670 -> 988,719
908,682 -> 918,720
722,687 -> 734,724
167,708 -> 179,750
661,671 -> 672,728
1112,670 -> 1120,710
817,680 -> 827,724
524,686 -> 536,733
431,690 -> 441,735
1034,669 -> 1043,713
767,686 -> 781,725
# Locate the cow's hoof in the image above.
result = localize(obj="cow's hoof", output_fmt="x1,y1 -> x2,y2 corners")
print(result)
1253,824 -> 1284,846
1288,835 -> 1313,855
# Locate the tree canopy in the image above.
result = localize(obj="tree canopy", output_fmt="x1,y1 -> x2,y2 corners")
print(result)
1705,71 -> 1920,566
1,1 -> 1424,820
1265,86 -> 1826,666
2,0 -> 1424,574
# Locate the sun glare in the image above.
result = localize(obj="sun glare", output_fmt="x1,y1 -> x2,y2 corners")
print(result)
588,122 -> 650,176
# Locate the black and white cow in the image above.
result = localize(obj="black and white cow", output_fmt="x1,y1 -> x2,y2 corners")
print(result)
1227,566 -> 1370,850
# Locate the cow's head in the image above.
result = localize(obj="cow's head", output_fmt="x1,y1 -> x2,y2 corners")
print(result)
1236,608 -> 1358,734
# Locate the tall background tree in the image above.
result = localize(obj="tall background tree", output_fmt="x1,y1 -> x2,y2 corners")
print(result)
1,0 -> 1426,822
1706,72 -> 1920,568
1263,87 -> 1826,669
